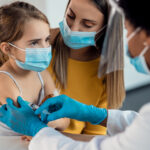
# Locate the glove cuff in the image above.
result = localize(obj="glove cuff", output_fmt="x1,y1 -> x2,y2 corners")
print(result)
87,105 -> 107,125
32,123 -> 48,137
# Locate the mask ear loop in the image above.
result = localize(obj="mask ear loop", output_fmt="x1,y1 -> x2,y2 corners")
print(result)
63,17 -> 70,31
139,44 -> 149,56
95,25 -> 107,42
139,44 -> 150,74
7,43 -> 17,60
8,42 -> 26,51
95,25 -> 107,52
127,28 -> 141,42
8,42 -> 26,62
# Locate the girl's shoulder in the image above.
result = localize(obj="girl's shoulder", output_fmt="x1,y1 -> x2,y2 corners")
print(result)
40,69 -> 54,86
40,69 -> 56,96
0,71 -> 20,105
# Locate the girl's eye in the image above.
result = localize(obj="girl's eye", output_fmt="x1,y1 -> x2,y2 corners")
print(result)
30,41 -> 38,46
46,37 -> 50,42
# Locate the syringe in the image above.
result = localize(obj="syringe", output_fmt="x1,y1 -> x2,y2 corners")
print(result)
25,90 -> 60,115
26,102 -> 51,115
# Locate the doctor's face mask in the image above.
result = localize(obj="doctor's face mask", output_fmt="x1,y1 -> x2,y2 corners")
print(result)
126,28 -> 150,75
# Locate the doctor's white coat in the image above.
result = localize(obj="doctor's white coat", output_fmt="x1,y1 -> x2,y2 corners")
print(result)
29,103 -> 150,150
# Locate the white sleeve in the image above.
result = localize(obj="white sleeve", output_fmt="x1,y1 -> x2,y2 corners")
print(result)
107,109 -> 139,135
29,103 -> 150,150
29,127 -> 106,150
101,103 -> 150,150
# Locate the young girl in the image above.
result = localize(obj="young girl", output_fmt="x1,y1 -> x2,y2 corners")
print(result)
0,1 -> 70,135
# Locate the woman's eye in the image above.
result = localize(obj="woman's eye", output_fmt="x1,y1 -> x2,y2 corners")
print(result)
84,24 -> 93,28
67,14 -> 75,20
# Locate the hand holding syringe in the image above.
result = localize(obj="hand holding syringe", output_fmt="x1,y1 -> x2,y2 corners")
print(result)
25,90 -> 60,115
22,90 -> 63,142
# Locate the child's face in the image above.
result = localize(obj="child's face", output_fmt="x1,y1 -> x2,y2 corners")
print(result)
12,19 -> 50,62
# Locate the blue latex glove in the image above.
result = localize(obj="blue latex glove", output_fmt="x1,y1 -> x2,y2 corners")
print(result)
0,96 -> 47,136
35,95 -> 107,125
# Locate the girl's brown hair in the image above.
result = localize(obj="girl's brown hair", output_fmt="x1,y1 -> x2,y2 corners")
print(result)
51,0 -> 125,109
0,1 -> 50,66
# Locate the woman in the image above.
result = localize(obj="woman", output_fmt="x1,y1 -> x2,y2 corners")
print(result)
48,0 -> 125,135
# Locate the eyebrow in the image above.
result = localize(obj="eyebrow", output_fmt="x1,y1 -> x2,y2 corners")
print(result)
83,19 -> 97,23
28,39 -> 40,43
27,35 -> 50,43
69,8 -> 97,23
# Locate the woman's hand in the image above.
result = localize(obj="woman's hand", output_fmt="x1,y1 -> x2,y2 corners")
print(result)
35,95 -> 107,125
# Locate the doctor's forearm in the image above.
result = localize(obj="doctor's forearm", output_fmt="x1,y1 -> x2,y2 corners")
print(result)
99,109 -> 138,135
29,127 -> 89,150
29,127 -> 106,150
106,110 -> 138,135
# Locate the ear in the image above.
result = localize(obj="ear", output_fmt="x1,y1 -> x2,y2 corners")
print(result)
0,42 -> 11,55
140,30 -> 150,46
145,37 -> 150,47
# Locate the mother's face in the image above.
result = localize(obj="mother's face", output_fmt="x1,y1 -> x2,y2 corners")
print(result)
65,0 -> 105,32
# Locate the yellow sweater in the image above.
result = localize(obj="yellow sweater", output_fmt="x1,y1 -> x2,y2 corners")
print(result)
48,57 -> 107,135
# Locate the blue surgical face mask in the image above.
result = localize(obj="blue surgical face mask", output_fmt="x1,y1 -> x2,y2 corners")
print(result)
8,43 -> 52,72
125,28 -> 150,75
59,18 -> 105,50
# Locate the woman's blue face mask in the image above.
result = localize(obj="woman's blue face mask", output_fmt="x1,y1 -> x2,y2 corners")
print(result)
59,18 -> 105,50
125,28 -> 150,75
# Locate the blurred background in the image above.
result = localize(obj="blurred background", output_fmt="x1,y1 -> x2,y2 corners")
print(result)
0,0 -> 150,111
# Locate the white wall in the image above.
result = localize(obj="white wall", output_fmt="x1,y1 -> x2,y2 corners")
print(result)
1,0 -> 150,91
45,0 -> 68,28
0,0 -> 47,14
0,0 -> 68,26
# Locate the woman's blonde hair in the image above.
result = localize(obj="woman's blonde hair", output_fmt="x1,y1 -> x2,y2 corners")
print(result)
51,0 -> 125,109
0,1 -> 50,66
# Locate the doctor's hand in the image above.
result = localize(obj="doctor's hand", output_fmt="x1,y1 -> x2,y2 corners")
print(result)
35,95 -> 107,125
0,96 -> 47,136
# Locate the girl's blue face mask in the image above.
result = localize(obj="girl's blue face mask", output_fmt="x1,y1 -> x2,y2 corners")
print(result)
59,18 -> 105,50
125,28 -> 150,75
8,43 -> 52,72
